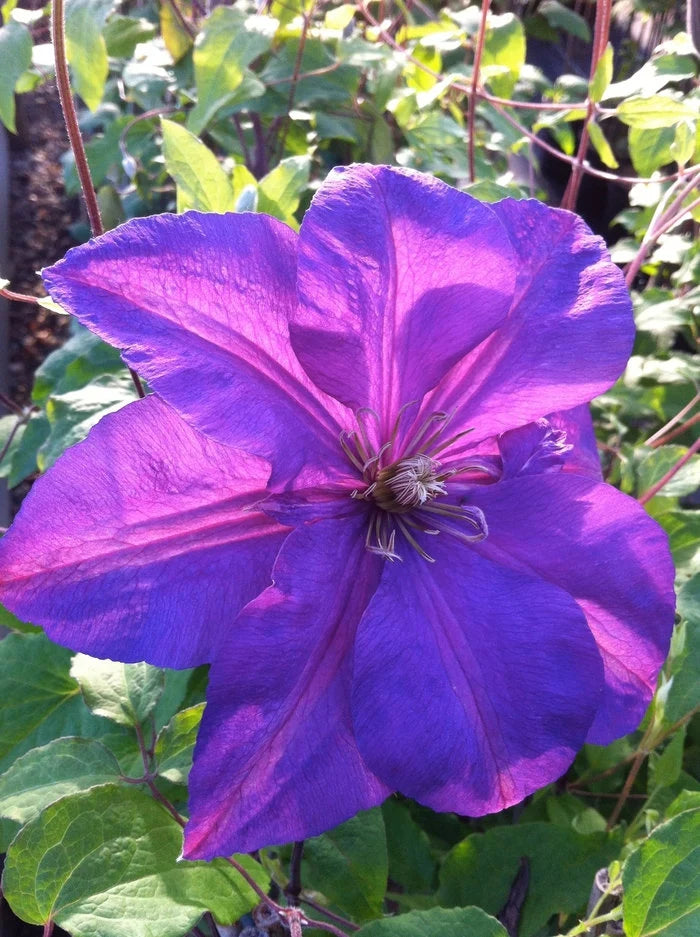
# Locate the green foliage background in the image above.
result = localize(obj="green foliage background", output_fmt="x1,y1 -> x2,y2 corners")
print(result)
0,1 -> 698,935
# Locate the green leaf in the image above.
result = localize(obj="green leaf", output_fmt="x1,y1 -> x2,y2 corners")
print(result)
103,15 -> 156,59
38,372 -> 137,471
357,907 -> 508,937
664,577 -> 700,722
154,703 -> 204,783
604,54 -> 698,101
628,124 -> 678,176
438,822 -> 621,937
656,510 -> 699,582
188,7 -> 275,135
648,726 -> 686,790
590,44 -> 613,102
383,799 -> 436,894
671,120 -> 696,167
32,325 -> 125,405
161,119 -> 236,213
160,0 -> 193,62
0,633 -> 123,774
303,808 -> 388,922
616,95 -> 699,130
539,0 -> 591,41
482,13 -> 525,98
70,655 -> 165,727
0,20 -> 32,133
588,120 -> 619,169
258,155 -> 311,225
637,446 -> 700,498
623,808 -> 700,937
0,737 -> 122,824
65,0 -> 112,111
0,414 -> 27,482
0,602 -> 40,634
667,790 -> 700,819
1,785 -> 267,936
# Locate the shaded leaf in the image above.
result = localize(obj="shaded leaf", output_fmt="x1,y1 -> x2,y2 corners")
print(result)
303,808 -> 388,922
154,703 -> 204,784
65,0 -> 112,110
357,907 -> 507,936
438,822 -> 621,937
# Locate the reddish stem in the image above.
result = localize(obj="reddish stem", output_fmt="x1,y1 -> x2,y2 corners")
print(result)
468,0 -> 491,183
638,436 -> 700,504
650,412 -> 700,448
560,0 -> 612,211
0,286 -> 40,305
52,0 -> 146,399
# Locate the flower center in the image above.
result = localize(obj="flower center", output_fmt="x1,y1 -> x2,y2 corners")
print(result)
373,455 -> 446,513
339,405 -> 489,563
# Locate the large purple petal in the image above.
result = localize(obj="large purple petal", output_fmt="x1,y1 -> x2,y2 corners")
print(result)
183,514 -> 388,858
466,474 -> 675,743
42,212 -> 350,487
424,199 -> 634,447
352,537 -> 604,815
0,396 -> 289,668
292,165 -> 516,430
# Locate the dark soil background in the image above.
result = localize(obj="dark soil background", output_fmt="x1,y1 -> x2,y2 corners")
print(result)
8,82 -> 74,407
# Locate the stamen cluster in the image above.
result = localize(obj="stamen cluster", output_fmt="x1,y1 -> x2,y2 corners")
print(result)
340,405 -> 488,562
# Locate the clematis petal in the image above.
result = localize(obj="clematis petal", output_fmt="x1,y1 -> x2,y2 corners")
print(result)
548,404 -> 603,479
183,514 -> 389,858
42,212 -> 350,487
352,537 -> 604,815
426,198 -> 634,446
466,474 -> 675,743
292,164 -> 516,429
0,395 -> 289,668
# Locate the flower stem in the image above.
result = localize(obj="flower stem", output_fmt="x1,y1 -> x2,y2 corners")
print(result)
467,0 -> 490,183
51,0 -> 103,238
646,392 -> 700,446
560,0 -> 612,211
51,0 -> 145,399
0,286 -> 40,305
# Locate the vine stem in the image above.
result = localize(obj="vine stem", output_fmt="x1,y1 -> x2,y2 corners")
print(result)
560,0 -> 612,211
358,1 -> 684,188
51,0 -> 146,399
467,0 -> 490,183
275,0 -> 315,162
51,0 -> 103,237
649,412 -> 700,448
0,286 -> 40,305
43,920 -> 55,937
606,749 -> 646,830
561,907 -> 623,937
646,392 -> 700,446
638,436 -> 700,504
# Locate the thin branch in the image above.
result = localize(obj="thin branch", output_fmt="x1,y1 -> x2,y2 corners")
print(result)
468,0 -> 490,183
161,0 -> 196,39
286,840 -> 304,906
358,0 -> 684,188
301,897 -> 360,932
276,1 -> 315,161
0,391 -> 24,416
0,415 -> 26,466
649,412 -> 700,448
646,392 -> 700,446
606,749 -> 646,829
560,0 -> 612,211
638,436 -> 700,504
0,285 -> 41,305
52,0 -> 146,399
52,0 -> 103,236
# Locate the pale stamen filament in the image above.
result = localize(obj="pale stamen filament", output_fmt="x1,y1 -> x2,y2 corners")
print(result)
395,516 -> 436,562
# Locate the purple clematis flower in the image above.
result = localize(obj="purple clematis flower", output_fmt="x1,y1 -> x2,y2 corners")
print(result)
0,165 -> 674,858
